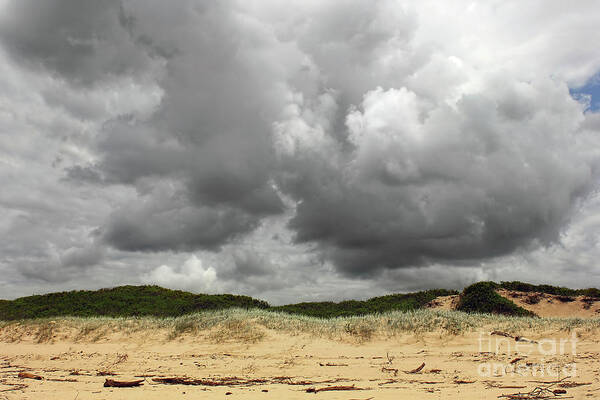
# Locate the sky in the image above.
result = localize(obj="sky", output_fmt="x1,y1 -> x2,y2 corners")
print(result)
1,0 -> 600,304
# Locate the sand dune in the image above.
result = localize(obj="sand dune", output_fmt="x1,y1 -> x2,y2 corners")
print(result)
2,313 -> 600,399
427,290 -> 600,319
497,290 -> 600,318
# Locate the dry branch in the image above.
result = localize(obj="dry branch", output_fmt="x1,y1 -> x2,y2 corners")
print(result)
491,331 -> 514,338
381,366 -> 398,376
558,382 -> 592,388
103,378 -> 144,387
152,376 -> 268,386
97,370 -> 117,376
17,372 -> 42,380
306,384 -> 364,393
498,377 -> 573,399
405,362 -> 425,374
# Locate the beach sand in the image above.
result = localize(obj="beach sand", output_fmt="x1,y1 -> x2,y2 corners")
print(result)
1,319 -> 599,399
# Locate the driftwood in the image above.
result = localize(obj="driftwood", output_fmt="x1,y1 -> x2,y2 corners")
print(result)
306,385 -> 363,393
498,377 -> 573,399
319,362 -> 348,367
381,366 -> 398,376
103,378 -> 144,387
152,376 -> 350,387
405,362 -> 425,374
17,372 -> 43,380
153,376 -> 268,386
47,378 -> 78,382
490,331 -> 538,344
558,382 -> 592,388
491,331 -> 514,338
515,336 -> 538,344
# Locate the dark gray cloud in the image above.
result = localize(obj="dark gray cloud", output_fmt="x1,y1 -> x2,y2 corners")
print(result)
101,181 -> 259,252
276,81 -> 598,275
0,0 -> 154,85
1,0 -> 600,301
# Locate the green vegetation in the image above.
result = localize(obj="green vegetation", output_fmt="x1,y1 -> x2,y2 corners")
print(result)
0,285 -> 269,320
0,286 -> 456,321
2,280 -> 599,321
272,289 -> 457,318
457,282 -> 535,317
499,281 -> 600,298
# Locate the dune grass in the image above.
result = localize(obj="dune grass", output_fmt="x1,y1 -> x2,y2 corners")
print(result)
2,308 -> 600,344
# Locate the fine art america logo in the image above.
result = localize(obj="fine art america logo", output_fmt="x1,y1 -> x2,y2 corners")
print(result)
477,331 -> 578,378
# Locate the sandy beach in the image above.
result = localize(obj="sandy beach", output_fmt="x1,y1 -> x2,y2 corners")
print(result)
1,314 -> 599,400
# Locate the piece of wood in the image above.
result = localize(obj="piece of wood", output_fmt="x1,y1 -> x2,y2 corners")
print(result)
405,362 -> 425,374
17,372 -> 43,380
103,378 -> 144,387
491,331 -> 514,338
306,385 -> 363,393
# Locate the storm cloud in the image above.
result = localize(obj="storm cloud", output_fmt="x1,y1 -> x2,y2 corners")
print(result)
1,0 -> 600,300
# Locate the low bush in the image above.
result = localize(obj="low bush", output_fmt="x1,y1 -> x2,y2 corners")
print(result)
457,282 -> 535,317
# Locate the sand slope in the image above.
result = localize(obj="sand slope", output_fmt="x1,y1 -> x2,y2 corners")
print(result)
497,289 -> 600,318
427,290 -> 600,319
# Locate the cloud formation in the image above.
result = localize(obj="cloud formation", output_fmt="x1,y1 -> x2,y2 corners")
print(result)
1,0 -> 600,300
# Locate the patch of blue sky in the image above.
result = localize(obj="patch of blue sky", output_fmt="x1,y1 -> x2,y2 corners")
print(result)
570,71 -> 600,112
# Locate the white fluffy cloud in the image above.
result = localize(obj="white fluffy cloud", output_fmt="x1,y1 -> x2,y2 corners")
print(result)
142,255 -> 219,292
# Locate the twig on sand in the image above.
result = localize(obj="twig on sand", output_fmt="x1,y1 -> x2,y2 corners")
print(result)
558,382 -> 592,388
498,377 -> 573,399
381,366 -> 398,376
103,379 -> 144,387
490,331 -> 537,344
152,376 -> 352,387
318,362 -> 348,367
97,370 -> 117,376
306,384 -> 364,393
405,362 -> 425,374
491,331 -> 514,338
17,372 -> 42,380
153,376 -> 268,386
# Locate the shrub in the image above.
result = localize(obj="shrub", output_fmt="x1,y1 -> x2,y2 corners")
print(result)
457,282 -> 535,317
0,286 -> 269,320
271,289 -> 458,318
